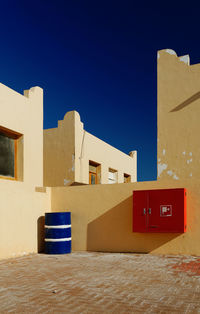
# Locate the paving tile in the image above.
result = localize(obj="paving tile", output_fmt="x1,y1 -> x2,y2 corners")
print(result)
0,252 -> 200,313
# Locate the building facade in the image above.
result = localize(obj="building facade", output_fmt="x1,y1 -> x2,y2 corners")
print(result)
1,48 -> 200,260
51,49 -> 200,255
0,83 -> 50,259
44,111 -> 137,187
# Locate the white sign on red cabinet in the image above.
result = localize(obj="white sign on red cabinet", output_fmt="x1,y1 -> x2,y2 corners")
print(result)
160,205 -> 172,217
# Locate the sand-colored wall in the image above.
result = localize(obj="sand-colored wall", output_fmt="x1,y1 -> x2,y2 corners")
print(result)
157,49 -> 200,182
0,83 -> 51,259
0,182 -> 51,259
43,111 -> 75,187
50,49 -> 200,255
51,178 -> 199,255
0,84 -> 44,186
74,112 -> 137,184
3,48 -> 200,258
44,110 -> 137,186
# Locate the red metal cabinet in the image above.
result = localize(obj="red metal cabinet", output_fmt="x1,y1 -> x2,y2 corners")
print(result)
133,188 -> 187,233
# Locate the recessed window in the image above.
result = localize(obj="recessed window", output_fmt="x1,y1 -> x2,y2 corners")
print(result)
0,126 -> 23,181
108,168 -> 118,184
89,161 -> 101,184
124,173 -> 131,183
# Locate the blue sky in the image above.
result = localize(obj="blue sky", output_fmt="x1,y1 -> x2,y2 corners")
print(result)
0,1 -> 200,181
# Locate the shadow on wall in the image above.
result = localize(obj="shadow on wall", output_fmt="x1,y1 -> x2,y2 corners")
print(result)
87,197 -> 181,253
37,216 -> 45,253
170,91 -> 200,112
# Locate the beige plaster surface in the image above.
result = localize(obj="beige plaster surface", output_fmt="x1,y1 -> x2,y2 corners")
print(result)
0,181 -> 51,259
0,84 -> 44,186
50,49 -> 200,255
74,111 -> 137,184
51,178 -> 199,255
43,111 -> 75,187
157,49 -> 200,182
44,111 -> 137,186
2,48 -> 200,259
0,83 -> 51,259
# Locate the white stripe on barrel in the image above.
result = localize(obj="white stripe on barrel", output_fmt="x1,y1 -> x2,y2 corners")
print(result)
45,237 -> 72,242
45,224 -> 71,229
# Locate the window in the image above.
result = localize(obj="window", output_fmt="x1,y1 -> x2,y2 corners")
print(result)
0,126 -> 23,180
89,161 -> 101,184
108,168 -> 118,184
124,173 -> 131,183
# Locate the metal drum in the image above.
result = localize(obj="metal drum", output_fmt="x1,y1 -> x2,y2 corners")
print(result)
45,212 -> 71,254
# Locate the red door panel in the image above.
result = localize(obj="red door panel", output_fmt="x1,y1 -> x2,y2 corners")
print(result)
133,190 -> 148,232
148,188 -> 186,233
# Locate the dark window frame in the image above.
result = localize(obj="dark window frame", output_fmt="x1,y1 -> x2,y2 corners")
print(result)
0,126 -> 21,180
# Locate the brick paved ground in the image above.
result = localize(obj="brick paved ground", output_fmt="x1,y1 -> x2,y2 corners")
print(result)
0,252 -> 200,313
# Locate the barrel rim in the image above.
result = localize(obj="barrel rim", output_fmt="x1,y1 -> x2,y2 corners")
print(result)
45,212 -> 71,214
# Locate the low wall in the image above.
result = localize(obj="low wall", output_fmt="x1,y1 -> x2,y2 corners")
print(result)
51,179 -> 200,255
0,181 -> 51,259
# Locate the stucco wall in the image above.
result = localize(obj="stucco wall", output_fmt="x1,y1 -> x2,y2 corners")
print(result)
0,83 -> 50,259
43,111 -> 75,187
0,84 -> 44,186
74,112 -> 137,184
2,48 -> 199,259
157,49 -> 200,182
50,49 -> 200,256
51,178 -> 199,255
0,182 -> 51,259
44,110 -> 137,186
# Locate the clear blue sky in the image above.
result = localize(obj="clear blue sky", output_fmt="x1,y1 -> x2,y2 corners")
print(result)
0,1 -> 199,181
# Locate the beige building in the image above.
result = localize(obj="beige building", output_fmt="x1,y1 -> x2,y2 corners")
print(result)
50,49 -> 200,256
0,83 -> 50,259
44,110 -> 137,187
2,48 -> 200,260
157,48 -> 198,182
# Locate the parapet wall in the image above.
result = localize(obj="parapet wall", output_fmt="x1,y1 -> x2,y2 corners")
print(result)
51,178 -> 200,255
157,49 -> 200,182
44,110 -> 137,186
43,111 -> 76,187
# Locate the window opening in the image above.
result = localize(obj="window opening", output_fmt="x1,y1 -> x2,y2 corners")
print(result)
0,126 -> 23,180
108,168 -> 118,184
89,161 -> 101,184
124,173 -> 131,183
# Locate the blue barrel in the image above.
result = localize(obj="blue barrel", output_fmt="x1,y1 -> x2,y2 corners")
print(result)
45,212 -> 71,254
